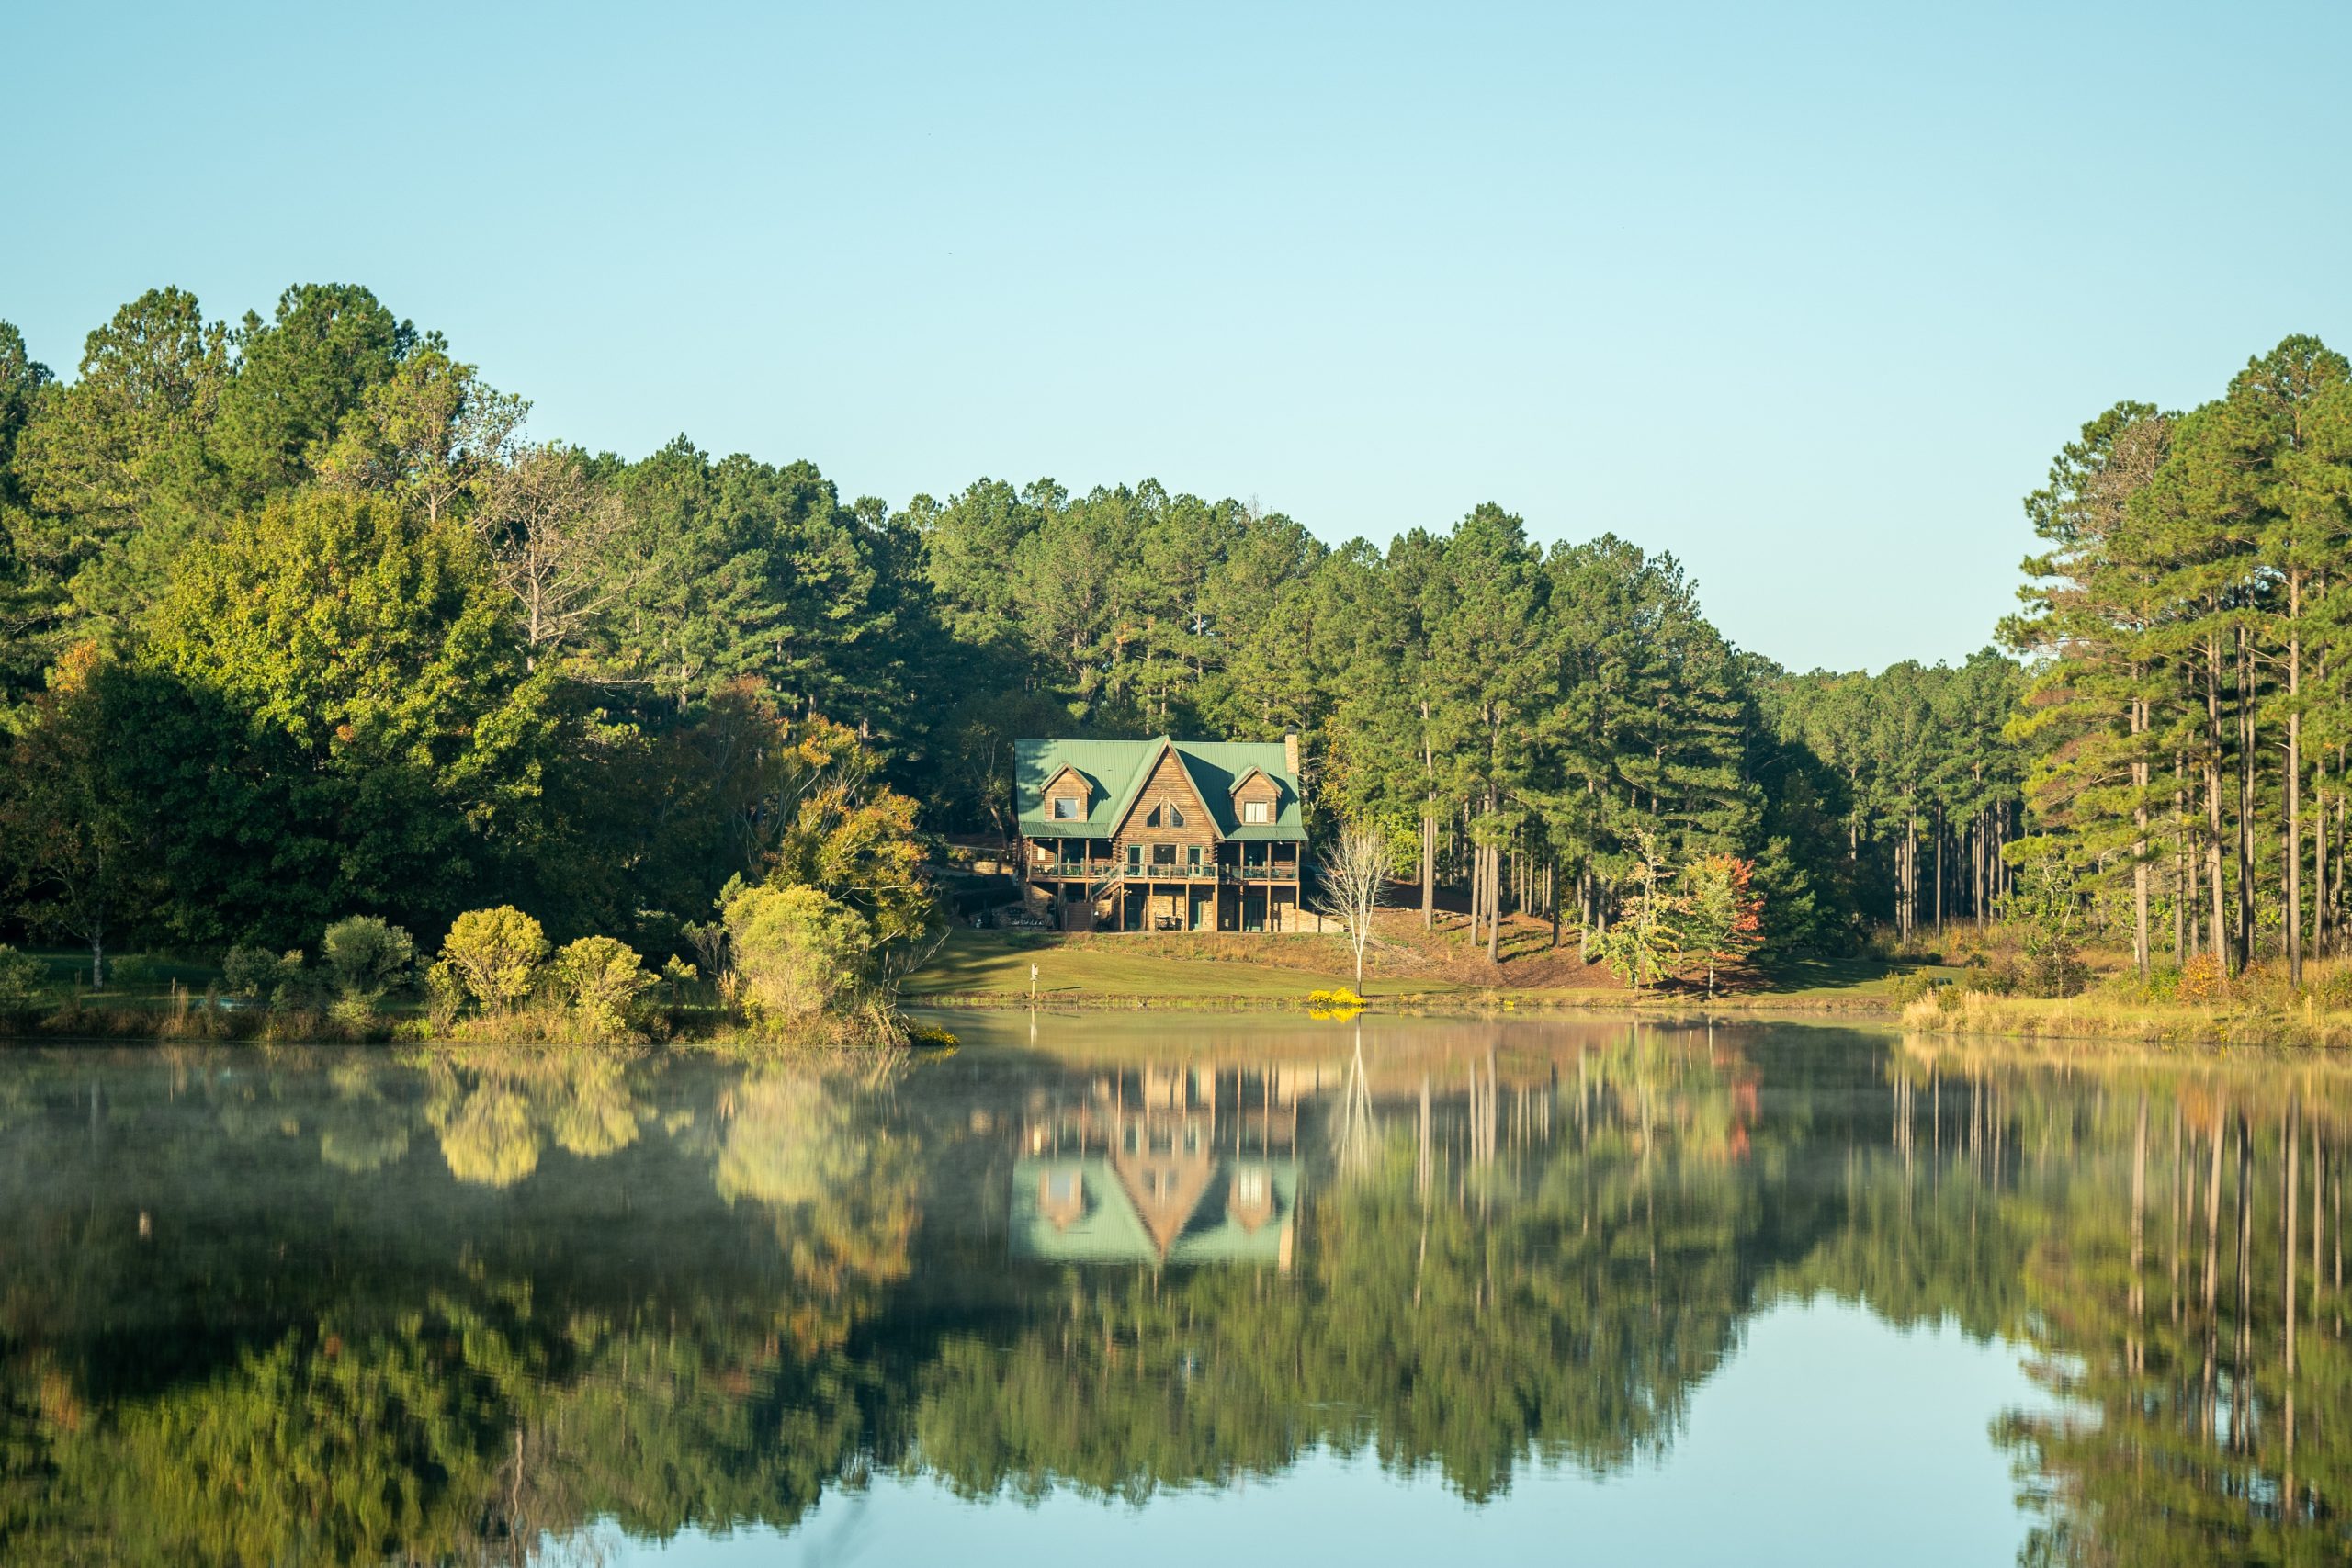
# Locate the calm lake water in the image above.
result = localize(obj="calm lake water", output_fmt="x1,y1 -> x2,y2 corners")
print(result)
0,1012 -> 2344,1566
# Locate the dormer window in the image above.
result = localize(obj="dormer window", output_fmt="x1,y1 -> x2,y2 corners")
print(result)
1052,796 -> 1080,820
1243,800 -> 1272,825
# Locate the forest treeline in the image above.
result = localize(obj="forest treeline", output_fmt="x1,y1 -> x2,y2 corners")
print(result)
2007,336 -> 2352,987
20,279 -> 2316,979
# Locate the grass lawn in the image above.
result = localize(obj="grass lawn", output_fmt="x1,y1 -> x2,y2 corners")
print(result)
903,931 -> 1963,1013
1736,953 -> 1966,1006
903,930 -> 1453,1001
14,948 -> 222,1002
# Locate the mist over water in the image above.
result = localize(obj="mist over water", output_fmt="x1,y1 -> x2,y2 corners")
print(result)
0,1014 -> 2342,1565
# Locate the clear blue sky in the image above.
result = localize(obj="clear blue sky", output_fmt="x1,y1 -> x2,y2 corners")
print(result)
9,1 -> 2348,673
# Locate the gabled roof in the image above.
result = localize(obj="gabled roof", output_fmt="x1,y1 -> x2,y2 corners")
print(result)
1010,1156 -> 1300,1267
1013,737 -> 1305,840
1227,765 -> 1276,795
1041,762 -> 1091,797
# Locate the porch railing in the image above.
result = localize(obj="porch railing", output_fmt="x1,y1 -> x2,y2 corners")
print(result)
1033,859 -> 1301,883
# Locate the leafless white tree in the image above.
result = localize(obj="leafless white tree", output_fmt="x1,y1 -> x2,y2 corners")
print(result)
1312,822 -> 1396,983
473,444 -> 632,667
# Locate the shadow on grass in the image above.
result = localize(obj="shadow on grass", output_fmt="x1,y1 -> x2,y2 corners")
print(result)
1747,953 -> 1956,997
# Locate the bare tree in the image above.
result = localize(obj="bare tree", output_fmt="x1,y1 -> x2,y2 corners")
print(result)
473,444 -> 631,667
1313,822 -> 1396,983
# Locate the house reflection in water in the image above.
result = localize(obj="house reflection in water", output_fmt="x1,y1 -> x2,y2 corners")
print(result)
1012,1061 -> 1304,1270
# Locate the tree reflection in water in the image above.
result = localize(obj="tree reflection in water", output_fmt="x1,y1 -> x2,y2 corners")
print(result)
0,1019 -> 2343,1564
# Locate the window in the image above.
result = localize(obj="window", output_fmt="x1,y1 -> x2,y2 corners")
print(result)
1052,795 -> 1080,820
1186,845 -> 1202,874
1168,804 -> 1185,827
1236,1169 -> 1268,1203
1126,844 -> 1143,872
1151,842 -> 1178,868
1243,799 -> 1272,825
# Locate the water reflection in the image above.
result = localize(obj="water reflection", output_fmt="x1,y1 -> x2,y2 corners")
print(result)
0,1017 -> 2343,1565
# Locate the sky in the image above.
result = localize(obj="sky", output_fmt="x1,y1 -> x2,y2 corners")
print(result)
8,0 -> 2349,673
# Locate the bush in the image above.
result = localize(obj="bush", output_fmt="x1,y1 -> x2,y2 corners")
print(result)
0,945 -> 44,1009
220,945 -> 284,1001
1886,972 -> 1939,1007
221,945 -> 319,1010
722,881 -> 872,1023
551,936 -> 655,1035
438,907 -> 548,1013
322,916 -> 414,1003
2177,953 -> 2228,1004
424,961 -> 467,1032
2022,942 -> 2089,999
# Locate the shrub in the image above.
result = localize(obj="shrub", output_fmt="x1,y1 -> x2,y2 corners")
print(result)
2022,942 -> 2090,999
424,961 -> 467,1032
1962,963 -> 2018,998
0,945 -> 44,1009
722,881 -> 871,1023
221,946 -> 320,1010
2177,953 -> 2227,1004
322,916 -> 414,1003
551,936 -> 655,1035
438,907 -> 548,1013
1886,972 -> 1938,1007
220,945 -> 285,1001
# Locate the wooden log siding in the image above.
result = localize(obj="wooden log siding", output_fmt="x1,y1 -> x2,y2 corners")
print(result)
1114,749 -> 1221,860
1042,765 -> 1091,823
1231,770 -> 1280,823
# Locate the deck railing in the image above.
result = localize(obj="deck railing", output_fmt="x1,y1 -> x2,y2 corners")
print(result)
1032,860 -> 1301,883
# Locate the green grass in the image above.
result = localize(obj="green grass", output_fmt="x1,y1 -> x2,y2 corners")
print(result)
11,948 -> 222,1003
1739,953 -> 1966,1004
902,930 -> 1452,1001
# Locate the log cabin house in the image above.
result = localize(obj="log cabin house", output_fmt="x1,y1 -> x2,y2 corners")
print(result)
1013,736 -> 1306,932
1011,1060 -> 1301,1269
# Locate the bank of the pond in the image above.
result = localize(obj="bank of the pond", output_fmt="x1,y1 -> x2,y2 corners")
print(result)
0,999 -> 933,1053
899,929 -> 1952,1013
1899,988 -> 2352,1052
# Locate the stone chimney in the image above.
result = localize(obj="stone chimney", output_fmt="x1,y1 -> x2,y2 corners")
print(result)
1283,729 -> 1301,782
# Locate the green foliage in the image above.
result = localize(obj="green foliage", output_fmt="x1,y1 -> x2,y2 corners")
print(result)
0,943 -> 43,1007
550,934 -> 655,1034
423,960 -> 466,1032
132,489 -> 555,942
1593,836 -> 1680,994
1674,853 -> 1764,997
720,879 -> 872,1022
322,915 -> 414,1002
2000,837 -> 2090,998
436,906 -> 548,1013
220,945 -> 304,1005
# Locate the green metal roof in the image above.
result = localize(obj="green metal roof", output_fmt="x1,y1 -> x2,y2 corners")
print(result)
1015,737 -> 1305,840
1010,1156 -> 1301,1266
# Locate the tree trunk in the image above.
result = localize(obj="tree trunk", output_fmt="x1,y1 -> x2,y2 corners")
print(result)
1934,811 -> 1944,938
1485,831 -> 1501,964
2316,754 -> 2329,961
2175,755 -> 2188,963
1420,804 -> 1435,931
2205,629 -> 2230,970
2236,626 -> 2256,970
2133,693 -> 2150,983
2288,578 -> 2304,984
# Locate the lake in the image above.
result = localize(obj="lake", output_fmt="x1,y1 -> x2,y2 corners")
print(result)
0,1012 -> 2343,1566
